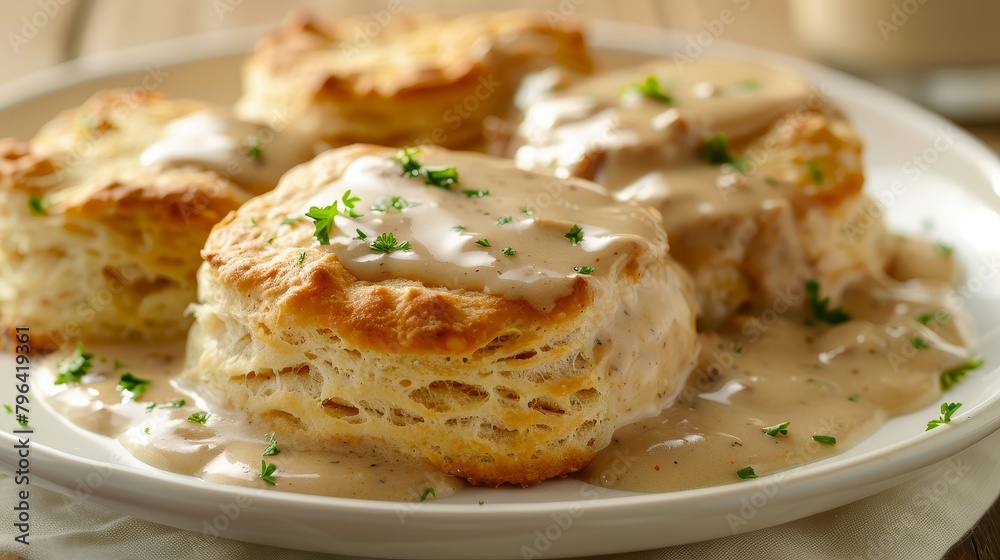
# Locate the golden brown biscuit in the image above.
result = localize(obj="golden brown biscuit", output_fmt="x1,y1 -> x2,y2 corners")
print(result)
503,59 -> 890,327
185,144 -> 698,486
236,11 -> 592,151
0,90 -> 313,350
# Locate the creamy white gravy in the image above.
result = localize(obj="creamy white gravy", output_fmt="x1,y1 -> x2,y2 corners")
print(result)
140,109 -> 317,194
38,239 -> 974,498
261,147 -> 667,312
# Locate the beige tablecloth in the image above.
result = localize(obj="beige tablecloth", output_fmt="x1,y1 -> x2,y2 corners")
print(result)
1,428 -> 998,559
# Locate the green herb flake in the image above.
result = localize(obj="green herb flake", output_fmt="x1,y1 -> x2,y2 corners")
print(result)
262,432 -> 280,456
478,500 -> 485,506
736,466 -> 758,479
733,343 -> 744,355
306,191 -> 362,245
521,207 -> 535,216
926,402 -> 962,431
916,310 -> 950,325
394,147 -> 423,177
55,342 -> 94,385
419,487 -> 435,502
3,404 -> 13,413
704,133 -> 746,171
463,189 -> 490,198
425,167 -> 459,188
848,395 -> 860,402
297,252 -> 306,264
144,427 -> 150,434
282,217 -> 302,225
736,78 -> 760,91
935,242 -> 954,257
245,136 -> 263,161
370,232 -> 411,254
941,358 -> 984,390
267,237 -> 276,246
501,247 -> 516,256
497,215 -> 512,225
371,195 -> 418,213
187,411 -> 210,424
113,359 -> 124,370
764,176 -> 779,187
912,337 -> 930,350
166,399 -> 186,409
260,460 -> 278,485
28,196 -> 48,216
250,218 -> 259,227
565,224 -> 584,245
807,160 -> 824,183
355,229 -> 367,240
805,279 -> 852,325
762,421 -> 790,437
475,238 -> 491,248
625,75 -> 672,104
145,402 -> 157,412
116,372 -> 151,400
812,435 -> 837,445
451,225 -> 466,232
574,265 -> 594,275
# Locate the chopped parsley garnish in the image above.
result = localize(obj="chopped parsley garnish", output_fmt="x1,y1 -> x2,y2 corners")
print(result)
267,237 -> 275,246
462,189 -> 490,198
762,421 -> 790,437
116,372 -> 150,400
3,404 -> 12,413
451,225 -> 466,232
912,337 -> 930,350
260,460 -> 278,485
521,207 -> 535,216
113,359 -> 124,370
250,218 -> 259,227
736,466 -> 758,479
354,229 -> 367,240
574,265 -> 594,275
371,195 -> 418,213
145,402 -> 156,412
807,160 -> 824,183
281,217 -> 302,225
916,310 -> 949,325
565,224 -> 584,245
812,435 -> 837,445
17,416 -> 27,427
306,190 -> 362,245
941,358 -> 984,390
501,247 -> 517,256
245,136 -> 263,160
625,75 -> 672,104
28,196 -> 48,216
934,242 -> 954,257
425,167 -> 459,188
395,147 -> 423,177
297,252 -> 306,264
733,343 -> 744,355
392,148 -> 459,188
704,133 -> 744,170
262,432 -> 279,456
144,427 -> 150,434
497,215 -> 512,225
370,232 -> 411,253
848,395 -> 860,402
419,487 -> 435,502
805,279 -> 852,325
54,342 -> 94,385
764,176 -> 779,187
479,500 -> 485,506
475,238 -> 491,248
167,399 -> 186,408
187,411 -> 210,424
926,402 -> 961,431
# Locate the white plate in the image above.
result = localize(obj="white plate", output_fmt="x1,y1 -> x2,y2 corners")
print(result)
2,21 -> 1000,560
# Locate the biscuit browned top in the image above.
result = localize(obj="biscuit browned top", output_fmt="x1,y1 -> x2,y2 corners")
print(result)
201,144 -> 667,356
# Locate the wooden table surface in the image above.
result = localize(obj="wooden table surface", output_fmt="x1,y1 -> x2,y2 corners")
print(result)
1,1 -> 997,558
